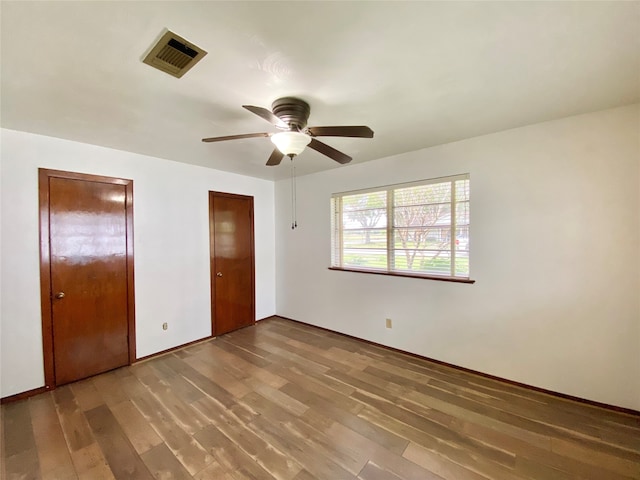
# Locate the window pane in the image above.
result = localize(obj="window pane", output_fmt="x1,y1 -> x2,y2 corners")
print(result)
343,208 -> 387,229
394,204 -> 451,228
343,248 -> 387,269
342,191 -> 386,211
395,182 -> 451,207
455,179 -> 470,201
343,229 -> 387,249
394,251 -> 451,275
455,226 -> 469,251
455,251 -> 469,276
456,201 -> 469,226
394,227 -> 451,250
342,190 -> 388,232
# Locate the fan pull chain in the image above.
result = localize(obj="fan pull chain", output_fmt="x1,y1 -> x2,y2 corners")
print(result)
290,155 -> 297,229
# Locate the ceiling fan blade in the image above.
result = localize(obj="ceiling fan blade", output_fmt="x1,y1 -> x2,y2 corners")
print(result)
242,105 -> 288,129
266,148 -> 285,166
202,132 -> 270,143
308,138 -> 352,164
307,126 -> 374,138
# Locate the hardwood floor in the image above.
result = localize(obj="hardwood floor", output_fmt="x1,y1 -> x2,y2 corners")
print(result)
2,317 -> 639,479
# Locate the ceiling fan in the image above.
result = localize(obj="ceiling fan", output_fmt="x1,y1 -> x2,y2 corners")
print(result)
202,97 -> 374,166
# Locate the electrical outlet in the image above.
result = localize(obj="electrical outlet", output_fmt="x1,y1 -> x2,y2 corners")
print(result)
385,318 -> 393,329
162,322 -> 168,331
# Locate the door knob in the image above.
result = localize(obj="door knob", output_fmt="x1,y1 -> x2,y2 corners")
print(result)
54,292 -> 65,299
216,272 -> 223,277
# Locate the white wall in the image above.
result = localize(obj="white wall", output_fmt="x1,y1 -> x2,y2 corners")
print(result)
3,105 -> 638,409
0,129 -> 276,398
275,104 -> 640,410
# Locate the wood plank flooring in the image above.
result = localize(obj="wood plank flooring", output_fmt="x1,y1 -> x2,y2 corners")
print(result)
2,317 -> 639,479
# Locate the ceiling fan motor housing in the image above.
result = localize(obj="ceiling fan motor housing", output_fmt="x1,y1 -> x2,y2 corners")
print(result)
272,97 -> 310,130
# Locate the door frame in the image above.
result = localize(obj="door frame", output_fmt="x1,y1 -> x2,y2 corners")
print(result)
38,168 -> 136,390
208,191 -> 256,336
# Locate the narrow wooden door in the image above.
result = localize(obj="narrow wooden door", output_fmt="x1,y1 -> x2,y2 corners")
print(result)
209,192 -> 255,336
39,169 -> 135,387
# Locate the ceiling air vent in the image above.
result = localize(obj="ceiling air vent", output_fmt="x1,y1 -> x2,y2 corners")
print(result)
142,30 -> 207,78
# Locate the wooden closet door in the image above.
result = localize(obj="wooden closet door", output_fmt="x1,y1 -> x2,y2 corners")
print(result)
209,192 -> 255,336
40,169 -> 135,387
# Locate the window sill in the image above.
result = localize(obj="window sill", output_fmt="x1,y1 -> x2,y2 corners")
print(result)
328,267 -> 475,284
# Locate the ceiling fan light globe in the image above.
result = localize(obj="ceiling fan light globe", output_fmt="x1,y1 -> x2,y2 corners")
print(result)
271,131 -> 311,156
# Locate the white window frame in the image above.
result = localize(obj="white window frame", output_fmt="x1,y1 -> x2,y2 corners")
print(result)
330,174 -> 473,283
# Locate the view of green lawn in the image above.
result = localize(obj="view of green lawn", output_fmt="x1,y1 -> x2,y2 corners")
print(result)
343,249 -> 469,275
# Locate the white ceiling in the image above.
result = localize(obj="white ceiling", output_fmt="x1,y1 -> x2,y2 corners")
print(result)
1,1 -> 639,181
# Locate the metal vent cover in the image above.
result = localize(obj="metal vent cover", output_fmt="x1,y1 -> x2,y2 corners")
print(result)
143,30 -> 207,78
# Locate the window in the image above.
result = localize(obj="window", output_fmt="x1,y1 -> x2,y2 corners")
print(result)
331,174 -> 471,281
